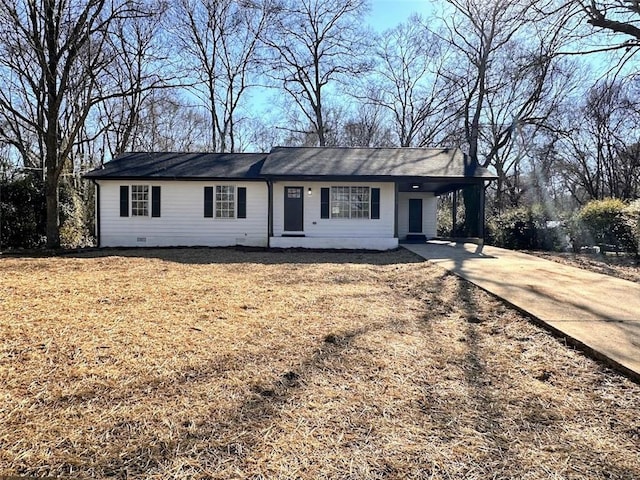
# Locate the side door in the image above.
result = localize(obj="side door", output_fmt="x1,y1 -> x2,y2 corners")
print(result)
409,198 -> 423,233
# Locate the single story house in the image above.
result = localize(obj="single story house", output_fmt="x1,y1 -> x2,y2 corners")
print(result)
84,147 -> 495,250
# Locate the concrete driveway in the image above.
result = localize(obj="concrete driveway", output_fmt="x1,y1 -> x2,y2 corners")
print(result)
403,241 -> 640,382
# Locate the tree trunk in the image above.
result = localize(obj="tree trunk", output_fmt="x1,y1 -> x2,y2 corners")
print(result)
317,113 -> 325,146
45,171 -> 60,248
495,168 -> 505,214
315,84 -> 325,146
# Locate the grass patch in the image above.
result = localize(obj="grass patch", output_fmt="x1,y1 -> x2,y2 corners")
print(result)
1,248 -> 639,479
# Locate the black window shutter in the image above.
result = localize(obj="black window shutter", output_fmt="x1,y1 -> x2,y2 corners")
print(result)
371,188 -> 380,219
320,188 -> 330,218
204,187 -> 213,218
151,186 -> 161,217
237,187 -> 247,219
120,185 -> 129,217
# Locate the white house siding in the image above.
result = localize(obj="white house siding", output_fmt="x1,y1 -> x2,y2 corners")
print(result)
97,180 -> 268,247
270,181 -> 397,250
398,192 -> 437,239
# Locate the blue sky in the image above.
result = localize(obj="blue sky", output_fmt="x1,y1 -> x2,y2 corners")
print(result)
367,0 -> 433,31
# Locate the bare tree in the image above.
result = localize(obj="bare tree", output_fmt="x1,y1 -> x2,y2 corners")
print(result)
174,0 -> 271,152
556,79 -> 640,203
98,1 -> 168,158
581,1 -> 640,42
0,0 -> 154,247
442,0 -> 578,227
262,0 -> 370,146
339,103 -> 394,147
132,90 -> 211,151
361,15 -> 454,147
310,102 -> 392,147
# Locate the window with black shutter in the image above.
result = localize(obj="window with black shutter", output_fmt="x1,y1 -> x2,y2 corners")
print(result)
120,186 -> 129,217
320,187 -> 330,218
204,186 -> 214,218
237,187 -> 247,219
371,188 -> 380,219
151,186 -> 161,217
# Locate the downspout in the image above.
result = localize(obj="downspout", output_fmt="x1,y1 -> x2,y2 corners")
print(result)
394,182 -> 399,239
91,179 -> 101,247
267,179 -> 273,248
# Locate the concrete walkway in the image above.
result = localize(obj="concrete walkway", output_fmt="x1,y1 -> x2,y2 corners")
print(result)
403,240 -> 640,382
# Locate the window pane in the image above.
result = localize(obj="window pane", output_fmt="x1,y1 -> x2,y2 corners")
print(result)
215,185 -> 235,218
131,185 -> 149,216
351,186 -> 370,218
330,186 -> 350,218
330,186 -> 370,219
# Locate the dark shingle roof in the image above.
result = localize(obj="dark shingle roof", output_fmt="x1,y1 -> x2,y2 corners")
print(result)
260,147 -> 495,179
84,152 -> 266,179
84,147 -> 495,181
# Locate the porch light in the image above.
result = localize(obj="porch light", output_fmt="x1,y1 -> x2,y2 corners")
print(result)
307,187 -> 312,196
411,184 -> 420,189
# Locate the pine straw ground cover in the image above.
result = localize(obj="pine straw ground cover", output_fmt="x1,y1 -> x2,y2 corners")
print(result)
1,248 -> 639,480
524,251 -> 640,285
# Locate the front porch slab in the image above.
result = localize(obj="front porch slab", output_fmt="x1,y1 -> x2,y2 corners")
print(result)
270,236 -> 398,250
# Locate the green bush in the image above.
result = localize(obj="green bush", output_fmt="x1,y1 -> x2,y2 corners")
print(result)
436,194 -> 466,237
0,174 -> 46,249
577,198 -> 638,254
567,215 -> 590,253
1,174 -> 94,250
437,202 -> 452,237
59,181 -> 93,248
488,206 -> 566,251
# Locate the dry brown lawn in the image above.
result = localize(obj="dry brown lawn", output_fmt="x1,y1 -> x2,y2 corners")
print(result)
1,248 -> 639,479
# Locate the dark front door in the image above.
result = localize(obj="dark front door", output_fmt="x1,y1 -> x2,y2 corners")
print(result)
409,198 -> 423,233
284,186 -> 304,232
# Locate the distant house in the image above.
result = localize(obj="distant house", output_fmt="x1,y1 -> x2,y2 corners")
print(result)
84,147 -> 495,250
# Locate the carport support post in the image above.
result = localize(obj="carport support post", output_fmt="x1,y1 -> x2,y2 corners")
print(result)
462,184 -> 482,238
479,182 -> 486,240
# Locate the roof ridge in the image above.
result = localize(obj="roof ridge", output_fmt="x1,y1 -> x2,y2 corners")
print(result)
270,146 -> 458,151
121,151 -> 268,155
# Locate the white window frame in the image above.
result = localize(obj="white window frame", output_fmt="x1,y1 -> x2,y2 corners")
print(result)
131,185 -> 149,217
330,186 -> 370,219
215,185 -> 235,219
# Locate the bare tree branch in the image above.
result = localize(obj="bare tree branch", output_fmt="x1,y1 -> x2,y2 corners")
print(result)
261,0 -> 370,146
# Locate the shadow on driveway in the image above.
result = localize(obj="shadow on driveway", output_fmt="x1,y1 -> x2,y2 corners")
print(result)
403,241 -> 640,383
